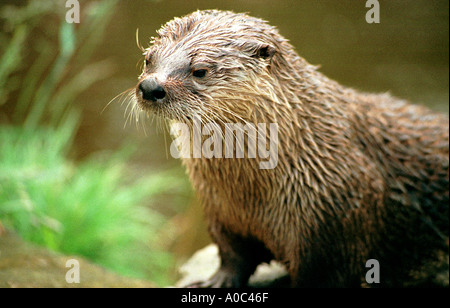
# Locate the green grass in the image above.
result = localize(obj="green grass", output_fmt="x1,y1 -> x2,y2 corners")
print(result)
0,124 -> 181,286
0,121 -> 183,285
0,0 -> 184,286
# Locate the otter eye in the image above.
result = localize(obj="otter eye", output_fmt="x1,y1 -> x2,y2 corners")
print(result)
193,69 -> 207,78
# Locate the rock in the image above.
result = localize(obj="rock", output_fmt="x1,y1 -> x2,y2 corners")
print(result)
0,230 -> 154,288
176,244 -> 290,288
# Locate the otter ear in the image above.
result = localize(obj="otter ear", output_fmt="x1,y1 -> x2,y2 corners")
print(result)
240,40 -> 276,60
254,44 -> 276,60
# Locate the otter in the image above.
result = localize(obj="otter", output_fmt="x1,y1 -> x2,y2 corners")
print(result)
133,10 -> 449,287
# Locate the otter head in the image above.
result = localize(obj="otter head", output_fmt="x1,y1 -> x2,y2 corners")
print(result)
134,10 -> 290,123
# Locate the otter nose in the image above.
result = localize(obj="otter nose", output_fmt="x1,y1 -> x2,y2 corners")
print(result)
139,78 -> 166,101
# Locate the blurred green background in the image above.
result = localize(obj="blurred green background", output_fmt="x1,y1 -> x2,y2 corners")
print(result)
0,0 -> 448,286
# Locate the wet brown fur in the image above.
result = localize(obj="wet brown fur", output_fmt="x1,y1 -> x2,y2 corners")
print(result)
134,10 -> 449,287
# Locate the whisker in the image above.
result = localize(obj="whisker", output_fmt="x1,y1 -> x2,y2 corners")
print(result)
103,87 -> 135,115
136,28 -> 145,53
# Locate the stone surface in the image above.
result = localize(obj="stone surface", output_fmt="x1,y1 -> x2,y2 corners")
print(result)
176,244 -> 290,288
0,230 -> 154,288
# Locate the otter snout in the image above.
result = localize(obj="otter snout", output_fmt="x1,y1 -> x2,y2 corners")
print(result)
138,78 -> 166,102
